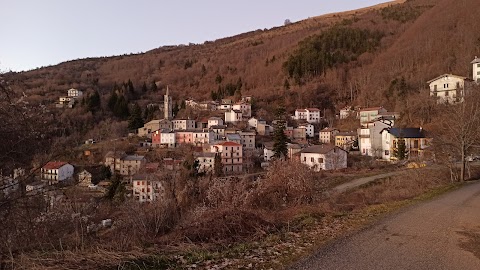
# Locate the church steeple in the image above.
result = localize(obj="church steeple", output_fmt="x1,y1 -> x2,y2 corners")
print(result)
164,86 -> 173,120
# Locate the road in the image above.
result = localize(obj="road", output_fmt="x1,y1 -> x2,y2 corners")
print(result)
332,170 -> 404,193
290,180 -> 480,270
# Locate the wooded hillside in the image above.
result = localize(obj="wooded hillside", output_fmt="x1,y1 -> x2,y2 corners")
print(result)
5,0 -> 480,120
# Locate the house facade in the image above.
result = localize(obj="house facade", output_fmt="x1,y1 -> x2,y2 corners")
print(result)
319,128 -> 339,144
428,74 -> 468,104
300,145 -> 347,171
192,130 -> 214,146
381,128 -> 430,161
152,129 -> 176,148
335,131 -> 357,151
41,162 -> 74,185
173,119 -> 196,130
225,110 -> 243,123
207,117 -> 224,128
299,123 -> 315,138
67,88 -> 83,98
175,131 -> 194,145
294,108 -> 321,123
105,152 -> 146,176
138,119 -> 172,137
471,57 -> 480,83
211,142 -> 243,174
248,117 -> 266,129
132,174 -> 165,202
195,152 -> 216,174
359,107 -> 387,126
359,120 -> 392,157
232,102 -> 252,118
238,131 -> 256,150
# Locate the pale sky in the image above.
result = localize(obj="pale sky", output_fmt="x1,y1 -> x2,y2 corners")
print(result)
0,0 -> 388,72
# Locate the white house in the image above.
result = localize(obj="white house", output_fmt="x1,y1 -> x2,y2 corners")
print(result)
67,88 -> 83,98
192,130 -> 214,146
172,119 -> 196,130
225,110 -> 243,123
294,108 -> 321,123
319,128 -> 339,144
359,107 -> 387,126
471,57 -> 480,83
232,102 -> 252,118
359,119 -> 393,157
195,152 -> 216,174
41,161 -> 75,185
381,128 -> 430,161
152,129 -> 176,148
248,117 -> 266,129
132,174 -> 165,203
263,142 -> 275,162
339,106 -> 354,119
300,145 -> 347,171
299,123 -> 315,138
427,74 -> 468,104
208,117 -> 224,128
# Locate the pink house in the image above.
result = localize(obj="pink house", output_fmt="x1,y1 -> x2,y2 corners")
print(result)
175,131 -> 194,146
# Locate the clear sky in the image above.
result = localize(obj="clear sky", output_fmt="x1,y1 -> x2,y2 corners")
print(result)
0,0 -> 389,72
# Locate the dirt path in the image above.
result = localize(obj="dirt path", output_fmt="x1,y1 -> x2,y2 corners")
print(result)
290,180 -> 480,270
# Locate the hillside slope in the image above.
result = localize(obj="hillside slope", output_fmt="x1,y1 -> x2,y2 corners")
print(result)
7,0 -> 479,119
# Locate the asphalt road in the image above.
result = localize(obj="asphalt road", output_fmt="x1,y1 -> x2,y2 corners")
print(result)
290,180 -> 480,270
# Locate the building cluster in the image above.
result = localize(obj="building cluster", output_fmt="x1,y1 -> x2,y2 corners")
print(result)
56,88 -> 83,108
33,58 -> 480,205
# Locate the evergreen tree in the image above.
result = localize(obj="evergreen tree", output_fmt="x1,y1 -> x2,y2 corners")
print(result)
214,153 -> 223,177
284,79 -> 291,91
150,81 -> 158,91
87,90 -> 101,112
128,103 -> 144,130
105,174 -> 126,202
107,91 -> 118,111
172,102 -> 180,117
394,138 -> 407,160
114,95 -> 130,119
273,107 -> 289,159
180,100 -> 186,110
141,81 -> 148,93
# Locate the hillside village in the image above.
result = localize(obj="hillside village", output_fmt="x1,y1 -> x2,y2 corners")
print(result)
2,57 -> 479,207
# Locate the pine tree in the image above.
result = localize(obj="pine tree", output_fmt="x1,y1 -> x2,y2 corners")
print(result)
394,138 -> 407,160
128,103 -> 144,130
107,91 -> 118,111
273,107 -> 289,159
141,81 -> 148,93
172,102 -> 180,117
150,81 -> 158,91
214,153 -> 223,177
87,90 -> 101,112
114,95 -> 130,119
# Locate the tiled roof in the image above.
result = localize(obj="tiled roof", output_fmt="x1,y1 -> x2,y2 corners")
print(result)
296,109 -> 307,112
471,57 -> 480,64
360,107 -> 384,112
306,108 -> 320,111
218,141 -> 241,146
43,161 -> 68,170
301,144 -> 342,154
426,74 -> 467,84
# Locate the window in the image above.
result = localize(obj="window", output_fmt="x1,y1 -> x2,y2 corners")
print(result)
385,150 -> 389,156
414,140 -> 419,148
456,82 -> 460,89
445,91 -> 449,96
311,157 -> 314,162
318,158 -> 324,163
477,64 -> 480,68
303,157 -> 307,162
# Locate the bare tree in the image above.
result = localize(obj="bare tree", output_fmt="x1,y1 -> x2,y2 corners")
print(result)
432,89 -> 480,181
